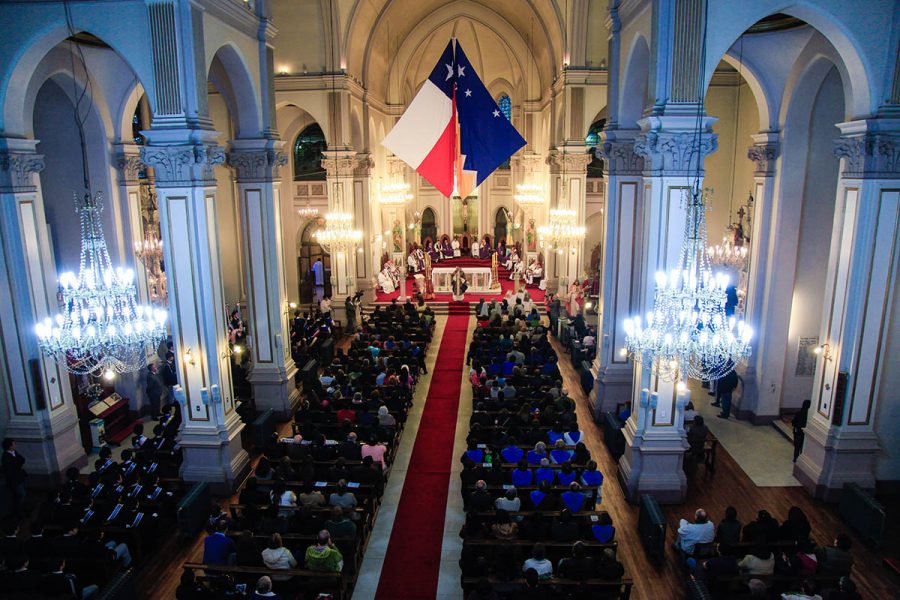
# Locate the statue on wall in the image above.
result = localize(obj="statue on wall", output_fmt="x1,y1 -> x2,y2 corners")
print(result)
526,218 -> 537,252
392,219 -> 403,253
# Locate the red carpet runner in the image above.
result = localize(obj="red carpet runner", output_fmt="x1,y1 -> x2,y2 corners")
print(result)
374,303 -> 470,599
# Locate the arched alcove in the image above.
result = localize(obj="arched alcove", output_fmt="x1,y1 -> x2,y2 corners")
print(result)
421,207 -> 437,245
297,218 -> 330,303
293,123 -> 328,181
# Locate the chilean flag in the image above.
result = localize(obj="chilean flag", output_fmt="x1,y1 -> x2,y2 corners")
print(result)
382,40 -> 525,198
382,41 -> 457,197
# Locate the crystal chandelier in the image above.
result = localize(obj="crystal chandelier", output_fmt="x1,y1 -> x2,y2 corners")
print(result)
298,200 -> 319,219
622,188 -> 752,382
134,227 -> 167,305
538,208 -> 585,252
36,192 -> 168,376
314,212 -> 363,255
514,182 -> 545,206
379,180 -> 413,205
707,236 -> 748,271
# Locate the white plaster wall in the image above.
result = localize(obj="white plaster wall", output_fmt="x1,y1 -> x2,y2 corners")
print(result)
703,78 -> 758,241
782,68 -> 842,409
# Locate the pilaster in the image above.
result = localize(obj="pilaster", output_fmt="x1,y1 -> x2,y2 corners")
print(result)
322,150 -> 359,305
0,138 -> 84,480
227,139 -> 299,419
141,129 -> 249,492
547,147 -> 592,290
795,120 -> 900,500
353,153 -> 377,301
591,130 -> 644,418
735,133 -> 783,423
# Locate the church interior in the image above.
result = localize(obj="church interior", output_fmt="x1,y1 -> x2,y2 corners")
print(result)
0,1 -> 898,599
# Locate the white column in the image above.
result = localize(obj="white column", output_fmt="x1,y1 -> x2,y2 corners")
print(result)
591,131 -> 644,418
734,133 -> 783,422
795,123 -> 900,500
0,139 -> 84,479
227,139 -> 299,419
322,150 -> 358,310
616,115 -> 718,503
141,131 -> 249,492
352,153 -> 377,301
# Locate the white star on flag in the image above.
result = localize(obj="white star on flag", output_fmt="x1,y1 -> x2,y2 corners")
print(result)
492,109 -> 500,117
458,65 -> 466,77
445,64 -> 454,80
465,89 -> 472,97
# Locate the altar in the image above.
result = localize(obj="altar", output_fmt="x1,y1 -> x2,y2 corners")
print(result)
432,266 -> 493,294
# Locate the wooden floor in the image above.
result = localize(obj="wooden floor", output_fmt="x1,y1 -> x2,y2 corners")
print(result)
551,336 -> 900,600
136,324 -> 900,600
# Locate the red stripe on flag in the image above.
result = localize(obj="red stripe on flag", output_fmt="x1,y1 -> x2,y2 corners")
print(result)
416,92 -> 457,197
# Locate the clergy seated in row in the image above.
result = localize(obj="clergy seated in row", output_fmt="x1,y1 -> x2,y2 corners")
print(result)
425,240 -> 441,263
524,258 -> 544,287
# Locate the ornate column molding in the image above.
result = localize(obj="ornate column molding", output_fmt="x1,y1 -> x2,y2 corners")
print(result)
746,137 -> 781,176
354,153 -> 375,178
140,144 -> 225,187
115,151 -> 145,185
833,133 -> 900,179
634,130 -> 718,175
598,139 -> 643,176
321,152 -> 357,179
547,149 -> 593,174
226,148 -> 287,182
0,151 -> 45,193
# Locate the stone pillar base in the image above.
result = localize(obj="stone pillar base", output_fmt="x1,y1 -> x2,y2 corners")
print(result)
591,366 -> 632,421
249,362 -> 301,420
179,422 -> 250,495
617,422 -> 688,504
6,416 -> 86,484
733,367 -> 779,424
793,420 -> 880,501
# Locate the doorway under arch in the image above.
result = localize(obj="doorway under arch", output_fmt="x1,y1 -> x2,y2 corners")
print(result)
421,207 -> 437,245
493,207 -> 509,245
297,218 -> 331,303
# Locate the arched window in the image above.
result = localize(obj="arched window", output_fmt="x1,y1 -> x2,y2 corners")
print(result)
293,124 -> 327,181
585,119 -> 605,178
421,207 -> 437,244
497,94 -> 512,169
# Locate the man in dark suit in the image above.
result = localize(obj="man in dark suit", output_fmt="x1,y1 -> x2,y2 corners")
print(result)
2,438 -> 27,516
146,362 -> 167,418
41,557 -> 99,599
161,351 -> 178,388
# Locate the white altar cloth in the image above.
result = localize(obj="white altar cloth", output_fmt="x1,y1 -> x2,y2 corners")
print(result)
432,266 -> 493,293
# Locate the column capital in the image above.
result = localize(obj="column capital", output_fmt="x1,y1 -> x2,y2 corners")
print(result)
547,147 -> 592,174
510,152 -> 544,174
832,123 -> 900,179
114,144 -> 145,185
598,132 -> 644,176
747,134 -> 781,176
0,150 -> 44,193
321,150 -> 358,178
353,153 -> 375,178
226,145 -> 287,182
141,143 -> 225,187
634,115 -> 718,176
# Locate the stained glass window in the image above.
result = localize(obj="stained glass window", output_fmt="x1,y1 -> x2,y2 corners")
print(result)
293,124 -> 327,181
586,119 -> 605,178
498,94 -> 512,169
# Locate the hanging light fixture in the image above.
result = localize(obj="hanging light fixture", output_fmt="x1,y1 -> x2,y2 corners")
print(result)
707,236 -> 748,271
134,223 -> 167,305
35,2 -> 166,377
514,182 -> 545,206
298,200 -> 319,219
621,0 -> 752,384
314,212 -> 363,256
36,192 -> 168,376
379,180 -> 413,205
537,208 -> 585,252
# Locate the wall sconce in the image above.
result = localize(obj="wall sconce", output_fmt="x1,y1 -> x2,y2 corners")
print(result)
183,347 -> 195,366
814,343 -> 833,361
102,368 -> 116,382
618,347 -> 627,358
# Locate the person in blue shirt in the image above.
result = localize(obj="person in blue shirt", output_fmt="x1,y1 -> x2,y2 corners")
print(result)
529,480 -> 557,510
561,482 -> 588,513
592,512 -> 616,543
511,460 -> 533,486
547,422 -> 565,445
557,461 -> 577,486
462,440 -> 484,465
581,460 -> 604,505
535,458 -> 555,486
500,438 -> 524,464
563,428 -> 583,446
202,520 -> 236,565
550,439 -> 574,464
526,442 -> 547,465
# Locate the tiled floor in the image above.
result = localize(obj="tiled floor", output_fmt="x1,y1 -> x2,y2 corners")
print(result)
688,380 -> 801,487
